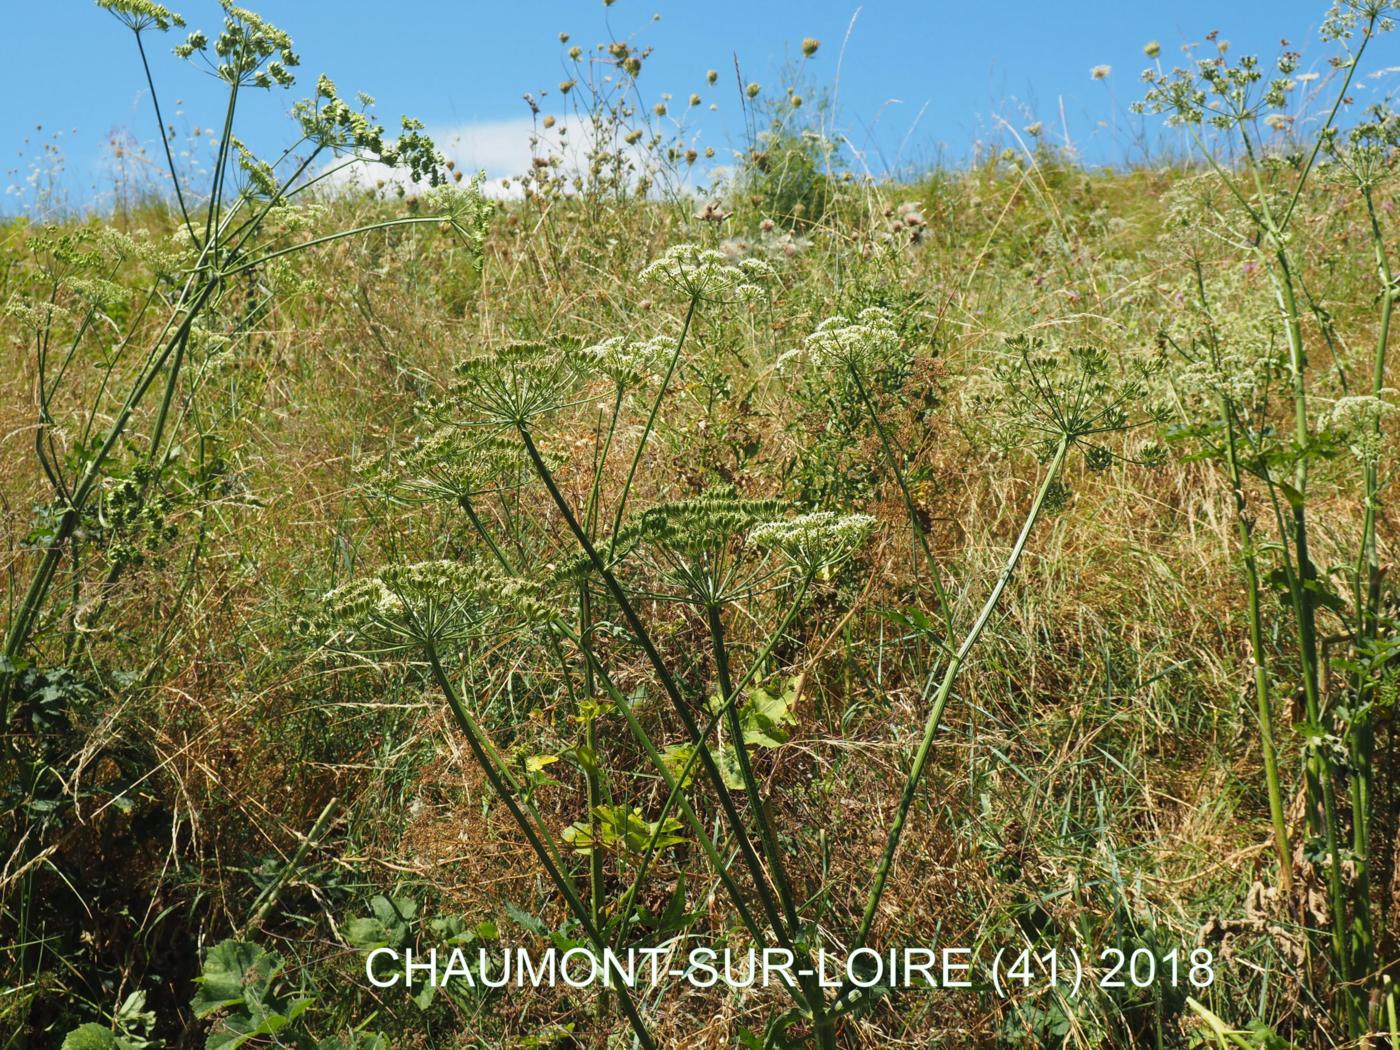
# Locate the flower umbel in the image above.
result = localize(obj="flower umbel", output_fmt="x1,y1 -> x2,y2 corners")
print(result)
96,0 -> 185,33
964,336 -> 1164,465
571,333 -> 674,389
447,341 -> 580,428
316,560 -> 506,656
748,512 -> 875,577
639,243 -> 775,304
366,428 -> 523,504
789,307 -> 904,373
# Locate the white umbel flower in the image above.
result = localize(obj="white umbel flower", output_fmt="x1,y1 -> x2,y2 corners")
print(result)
639,243 -> 775,303
749,511 -> 875,575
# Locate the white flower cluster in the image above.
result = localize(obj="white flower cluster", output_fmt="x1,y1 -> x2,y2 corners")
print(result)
572,333 -> 674,389
1174,341 -> 1283,408
783,307 -> 904,374
639,243 -> 775,303
749,511 -> 876,575
1323,392 -> 1396,465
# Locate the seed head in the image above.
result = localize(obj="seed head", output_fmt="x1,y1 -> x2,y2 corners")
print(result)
316,560 -> 514,655
367,428 -> 522,505
97,0 -> 185,33
448,341 -> 580,427
801,37 -> 820,57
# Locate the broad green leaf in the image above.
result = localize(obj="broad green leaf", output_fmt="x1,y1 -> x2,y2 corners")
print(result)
61,1025 -> 119,1050
191,940 -> 281,1019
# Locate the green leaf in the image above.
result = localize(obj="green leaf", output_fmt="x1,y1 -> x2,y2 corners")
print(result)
659,743 -> 699,788
205,999 -> 309,1050
61,1025 -> 119,1050
524,753 -> 558,774
344,917 -> 392,950
191,940 -> 282,1019
1275,479 -> 1306,510
504,900 -> 548,936
710,743 -> 745,791
562,804 -> 685,855
740,679 -> 798,748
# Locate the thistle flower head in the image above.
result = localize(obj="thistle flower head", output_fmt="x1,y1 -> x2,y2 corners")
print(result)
447,341 -> 580,427
639,243 -> 775,304
748,511 -> 875,576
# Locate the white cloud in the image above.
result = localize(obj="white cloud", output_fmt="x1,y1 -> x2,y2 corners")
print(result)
320,115 -> 592,200
319,113 -> 713,201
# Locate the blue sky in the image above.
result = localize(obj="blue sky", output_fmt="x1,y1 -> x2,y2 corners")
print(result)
4,0 -> 1390,212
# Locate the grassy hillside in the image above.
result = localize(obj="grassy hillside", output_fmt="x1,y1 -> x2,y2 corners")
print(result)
2,3 -> 1398,1048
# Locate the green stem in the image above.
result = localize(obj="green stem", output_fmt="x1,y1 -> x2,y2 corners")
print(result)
705,604 -> 803,931
580,584 -> 606,934
219,216 -> 463,279
849,436 -> 1068,958
134,29 -> 194,238
849,364 -> 953,635
1221,398 -> 1293,896
705,602 -> 836,1047
571,636 -> 769,952
245,797 -> 340,931
1272,256 -> 1358,1020
422,645 -> 657,1050
1193,258 -> 1293,898
1,275 -> 220,724
515,426 -> 797,964
607,297 -> 697,554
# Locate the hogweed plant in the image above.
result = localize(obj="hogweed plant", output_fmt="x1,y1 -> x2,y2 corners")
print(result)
321,222 -> 1162,1044
1,0 -> 485,1037
1139,2 -> 1400,1037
